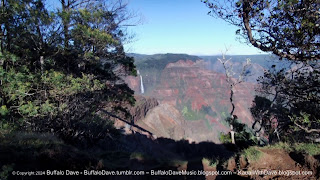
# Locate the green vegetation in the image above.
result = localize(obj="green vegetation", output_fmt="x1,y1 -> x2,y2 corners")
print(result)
242,147 -> 262,162
203,0 -> 320,61
0,0 -> 319,177
180,101 -> 216,124
202,1 -> 320,176
202,157 -> 219,167
0,1 -> 139,176
267,142 -> 320,156
219,117 -> 258,148
201,105 -> 217,117
293,143 -> 320,156
220,111 -> 230,127
251,64 -> 320,143
182,106 -> 204,121
180,103 -> 215,130
219,132 -> 232,144
204,0 -> 320,144
0,0 -> 136,144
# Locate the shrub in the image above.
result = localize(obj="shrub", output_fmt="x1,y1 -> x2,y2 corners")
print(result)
293,143 -> 320,156
202,157 -> 219,167
219,132 -> 232,144
243,147 -> 262,161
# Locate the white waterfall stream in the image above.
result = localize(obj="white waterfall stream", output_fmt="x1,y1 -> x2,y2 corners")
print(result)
137,70 -> 145,94
140,75 -> 145,94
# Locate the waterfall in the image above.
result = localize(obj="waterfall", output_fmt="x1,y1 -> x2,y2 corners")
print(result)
140,74 -> 145,94
137,70 -> 144,94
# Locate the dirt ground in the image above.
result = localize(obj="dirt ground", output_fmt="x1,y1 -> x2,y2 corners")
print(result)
190,148 -> 320,180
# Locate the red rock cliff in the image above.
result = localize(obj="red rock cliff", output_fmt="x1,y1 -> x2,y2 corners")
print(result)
126,60 -> 256,143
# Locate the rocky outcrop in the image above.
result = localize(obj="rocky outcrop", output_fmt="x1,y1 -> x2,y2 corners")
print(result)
124,76 -> 140,94
130,96 -> 159,123
136,103 -> 185,140
105,95 -> 158,133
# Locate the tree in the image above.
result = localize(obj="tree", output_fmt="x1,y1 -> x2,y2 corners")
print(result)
251,62 -> 320,143
0,0 -> 53,70
0,0 -> 137,145
217,50 -> 257,147
202,0 -> 320,61
53,0 -> 138,75
203,0 -> 320,143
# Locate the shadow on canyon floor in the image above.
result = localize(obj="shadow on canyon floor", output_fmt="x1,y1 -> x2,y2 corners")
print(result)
96,110 -> 251,179
2,130 -> 253,180
98,130 -> 252,180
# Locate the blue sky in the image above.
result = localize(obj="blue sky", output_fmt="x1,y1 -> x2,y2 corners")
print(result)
124,0 -> 264,55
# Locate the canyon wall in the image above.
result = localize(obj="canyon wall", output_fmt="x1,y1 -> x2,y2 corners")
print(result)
125,59 -> 257,143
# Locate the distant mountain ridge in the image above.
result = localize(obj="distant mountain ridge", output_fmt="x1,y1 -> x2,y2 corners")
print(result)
129,53 -> 291,71
128,53 -> 200,71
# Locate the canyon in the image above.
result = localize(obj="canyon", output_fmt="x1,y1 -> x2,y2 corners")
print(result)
125,56 -> 261,143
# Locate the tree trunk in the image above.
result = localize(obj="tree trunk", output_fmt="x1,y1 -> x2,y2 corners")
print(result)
230,85 -> 236,144
60,0 -> 70,72
230,124 -> 235,144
